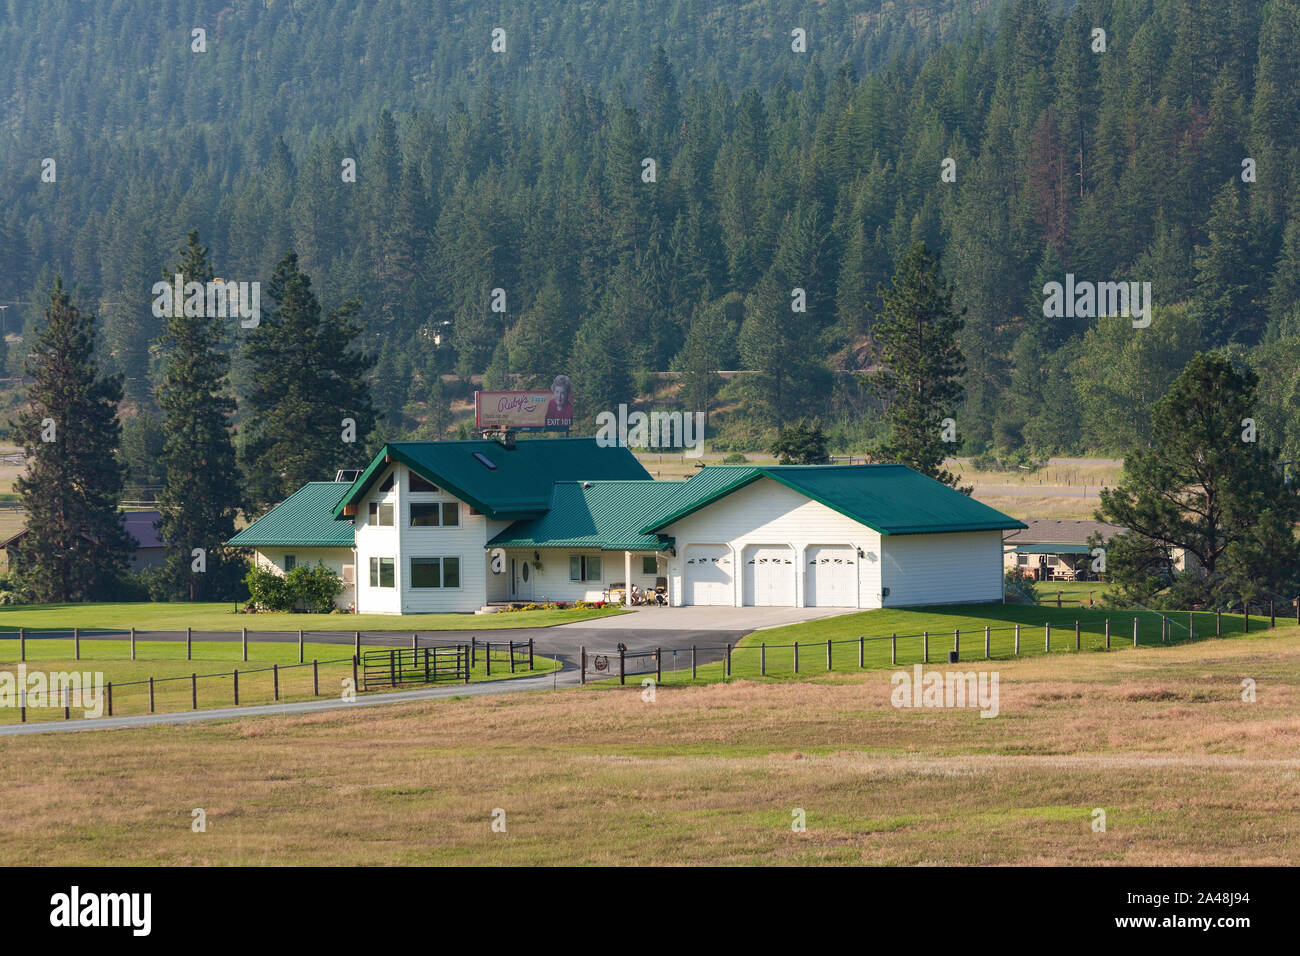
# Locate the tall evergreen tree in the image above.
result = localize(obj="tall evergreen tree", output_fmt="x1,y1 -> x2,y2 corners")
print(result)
156,231 -> 246,600
10,278 -> 132,602
864,243 -> 967,489
240,252 -> 377,514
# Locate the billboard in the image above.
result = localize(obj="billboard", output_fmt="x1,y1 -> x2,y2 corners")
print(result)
474,375 -> 573,431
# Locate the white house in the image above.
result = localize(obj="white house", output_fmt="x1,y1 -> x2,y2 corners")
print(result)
229,438 -> 1027,614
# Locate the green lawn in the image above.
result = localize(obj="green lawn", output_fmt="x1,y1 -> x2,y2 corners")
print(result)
0,638 -> 559,725
635,601 -> 1275,686
0,602 -> 627,632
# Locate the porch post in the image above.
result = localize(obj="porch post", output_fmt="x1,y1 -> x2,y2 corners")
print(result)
624,550 -> 633,606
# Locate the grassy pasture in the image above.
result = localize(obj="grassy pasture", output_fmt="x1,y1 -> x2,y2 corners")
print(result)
0,625 -> 1294,864
0,602 -> 626,631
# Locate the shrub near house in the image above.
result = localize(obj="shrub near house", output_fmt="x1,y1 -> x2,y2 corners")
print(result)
244,563 -> 343,613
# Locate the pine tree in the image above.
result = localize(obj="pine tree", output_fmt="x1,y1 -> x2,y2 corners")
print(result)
864,243 -> 967,489
156,230 -> 246,601
240,252 -> 377,514
10,278 -> 132,602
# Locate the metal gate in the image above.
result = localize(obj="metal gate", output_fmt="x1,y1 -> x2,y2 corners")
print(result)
361,645 -> 469,689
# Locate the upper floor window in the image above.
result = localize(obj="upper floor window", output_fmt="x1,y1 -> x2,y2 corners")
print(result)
410,502 -> 459,527
379,472 -> 394,493
368,501 -> 394,527
409,472 -> 439,493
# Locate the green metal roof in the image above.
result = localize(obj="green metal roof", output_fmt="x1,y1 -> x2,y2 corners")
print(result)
332,439 -> 653,521
1008,543 -> 1093,555
488,481 -> 684,551
639,464 -> 1028,536
229,482 -> 355,548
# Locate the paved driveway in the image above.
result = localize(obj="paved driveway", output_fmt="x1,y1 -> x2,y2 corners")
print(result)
557,605 -> 852,632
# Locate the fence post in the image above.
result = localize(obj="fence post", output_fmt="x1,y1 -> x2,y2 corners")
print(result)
1189,611 -> 1194,641
580,646 -> 586,685
471,637 -> 477,667
389,648 -> 396,685
859,635 -> 865,669
656,647 -> 661,683
1014,624 -> 1020,656
954,628 -> 960,658
1161,616 -> 1167,645
352,655 -> 358,693
826,638 -> 832,672
1133,617 -> 1138,647
130,626 -> 136,661
19,689 -> 25,722
923,631 -> 929,664
192,673 -> 197,709
411,632 -> 417,654
462,644 -> 470,684
1045,623 -> 1051,653
1057,590 -> 1062,608
510,640 -> 516,675
486,642 -> 492,677
1075,620 -> 1080,651
1270,601 -> 1275,628
233,669 -> 239,706
1217,610 -> 1222,636
106,682 -> 112,717
273,663 -> 279,701
691,645 -> 697,680
793,641 -> 800,674
313,659 -> 319,696
761,643 -> 766,676
299,629 -> 304,663
726,643 -> 732,677
1105,618 -> 1111,649
424,647 -> 430,683
891,633 -> 897,665
63,686 -> 70,720
984,625 -> 990,660
354,630 -> 360,659
1244,602 -> 1250,633
149,676 -> 155,713
529,638 -> 534,671
74,627 -> 80,660
186,626 -> 192,660
18,627 -> 23,662
619,646 -> 625,686
241,627 -> 247,661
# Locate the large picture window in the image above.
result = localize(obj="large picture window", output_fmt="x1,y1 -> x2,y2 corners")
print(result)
569,554 -> 602,582
410,502 -> 459,527
411,557 -> 460,589
369,557 -> 395,588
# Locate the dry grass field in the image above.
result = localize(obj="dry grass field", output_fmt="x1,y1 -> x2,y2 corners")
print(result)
0,625 -> 1296,865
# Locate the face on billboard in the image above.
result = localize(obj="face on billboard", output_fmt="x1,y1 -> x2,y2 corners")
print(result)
475,376 -> 572,431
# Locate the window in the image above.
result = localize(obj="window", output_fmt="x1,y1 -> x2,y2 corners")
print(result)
411,557 -> 460,589
369,557 -> 395,588
368,501 -> 394,526
379,472 -> 394,492
410,502 -> 459,527
569,555 -> 602,582
409,472 -> 439,493
641,556 -> 657,575
284,554 -> 297,571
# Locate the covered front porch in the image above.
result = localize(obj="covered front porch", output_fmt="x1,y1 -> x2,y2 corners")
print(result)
487,546 -> 672,606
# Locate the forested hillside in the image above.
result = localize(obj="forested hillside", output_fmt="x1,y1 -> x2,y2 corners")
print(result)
3,0 -> 1299,464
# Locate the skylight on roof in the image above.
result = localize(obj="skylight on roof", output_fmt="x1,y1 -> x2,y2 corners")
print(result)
473,452 -> 497,470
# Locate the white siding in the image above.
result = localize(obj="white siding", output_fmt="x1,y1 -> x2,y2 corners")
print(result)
880,530 -> 1004,607
254,546 -> 355,610
659,478 -> 884,608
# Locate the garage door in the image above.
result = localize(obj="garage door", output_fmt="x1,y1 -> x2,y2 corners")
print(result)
806,546 -> 857,607
683,546 -> 733,605
743,545 -> 795,606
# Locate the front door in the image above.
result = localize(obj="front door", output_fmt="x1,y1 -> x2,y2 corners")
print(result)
510,557 -> 534,601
